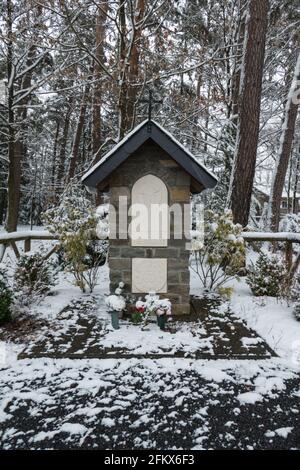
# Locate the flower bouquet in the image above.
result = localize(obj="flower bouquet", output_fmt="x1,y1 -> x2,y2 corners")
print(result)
133,293 -> 172,330
131,300 -> 145,324
155,298 -> 172,331
105,282 -> 126,329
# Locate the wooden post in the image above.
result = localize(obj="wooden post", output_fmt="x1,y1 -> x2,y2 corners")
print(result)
43,244 -> 59,261
285,241 -> 293,273
0,244 -> 7,263
290,252 -> 300,278
24,238 -> 31,253
10,241 -> 20,259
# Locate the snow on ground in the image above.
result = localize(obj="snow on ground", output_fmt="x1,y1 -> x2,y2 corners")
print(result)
0,341 -> 22,366
1,236 -> 300,448
2,227 -> 299,364
36,266 -> 109,323
100,321 -> 213,356
229,278 -> 300,363
1,238 -> 299,364
0,357 -> 299,449
35,272 -> 88,321
0,225 -> 108,323
190,255 -> 300,365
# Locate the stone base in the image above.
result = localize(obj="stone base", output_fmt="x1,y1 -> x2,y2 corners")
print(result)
172,303 -> 190,316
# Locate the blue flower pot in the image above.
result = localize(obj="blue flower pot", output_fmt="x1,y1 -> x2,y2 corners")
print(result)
157,315 -> 166,331
110,310 -> 120,330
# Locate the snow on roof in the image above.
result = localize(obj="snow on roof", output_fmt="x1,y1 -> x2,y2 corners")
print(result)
81,119 -> 218,189
81,120 -> 148,182
152,120 -> 217,182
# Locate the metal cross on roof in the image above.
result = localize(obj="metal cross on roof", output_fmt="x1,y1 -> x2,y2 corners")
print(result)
140,90 -> 163,132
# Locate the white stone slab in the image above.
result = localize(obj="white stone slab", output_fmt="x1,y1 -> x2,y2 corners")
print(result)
130,174 -> 169,247
132,258 -> 167,293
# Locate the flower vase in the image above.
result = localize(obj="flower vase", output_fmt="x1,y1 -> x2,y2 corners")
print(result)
157,314 -> 166,331
110,311 -> 120,330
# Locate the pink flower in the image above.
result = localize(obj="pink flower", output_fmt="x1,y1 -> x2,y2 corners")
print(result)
135,300 -> 146,313
156,308 -> 165,316
136,305 -> 145,313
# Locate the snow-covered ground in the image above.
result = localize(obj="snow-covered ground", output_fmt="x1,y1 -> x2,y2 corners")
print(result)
2,237 -> 300,366
100,321 -> 213,356
1,241 -> 300,365
1,239 -> 300,449
1,227 -> 299,362
0,357 -> 300,449
190,252 -> 300,367
230,278 -> 300,363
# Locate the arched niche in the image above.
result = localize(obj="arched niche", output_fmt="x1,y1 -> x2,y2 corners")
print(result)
129,174 -> 169,247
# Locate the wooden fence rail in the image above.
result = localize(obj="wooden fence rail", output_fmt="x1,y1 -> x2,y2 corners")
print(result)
241,231 -> 300,276
0,231 -> 57,262
0,230 -> 300,276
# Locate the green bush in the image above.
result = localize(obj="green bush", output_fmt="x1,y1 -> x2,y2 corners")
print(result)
0,269 -> 13,324
292,275 -> 300,321
246,253 -> 287,297
191,210 -> 245,291
293,302 -> 300,321
14,253 -> 56,305
43,183 -> 108,293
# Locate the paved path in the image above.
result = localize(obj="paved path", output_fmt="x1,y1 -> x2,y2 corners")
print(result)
19,296 -> 276,360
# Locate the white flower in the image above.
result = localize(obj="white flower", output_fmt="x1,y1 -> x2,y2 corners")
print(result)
191,239 -> 204,251
105,295 -> 126,312
96,219 -> 109,240
159,299 -> 172,310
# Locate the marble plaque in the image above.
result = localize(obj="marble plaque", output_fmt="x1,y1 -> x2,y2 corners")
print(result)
130,174 -> 168,247
132,258 -> 167,293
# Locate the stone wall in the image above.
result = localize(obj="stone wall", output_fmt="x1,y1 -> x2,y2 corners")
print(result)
107,139 -> 191,315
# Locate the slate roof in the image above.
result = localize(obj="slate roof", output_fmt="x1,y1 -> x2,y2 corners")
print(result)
82,120 -> 218,191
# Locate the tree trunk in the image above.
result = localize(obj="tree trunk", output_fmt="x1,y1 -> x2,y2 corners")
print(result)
68,85 -> 90,181
92,1 -> 108,160
56,103 -> 72,191
0,171 -> 7,224
293,145 -> 300,214
18,46 -> 37,225
5,0 -> 20,232
268,53 -> 300,231
230,0 -> 247,128
118,0 -> 129,140
228,0 -> 269,227
5,0 -> 43,231
50,119 -> 61,203
126,0 -> 145,131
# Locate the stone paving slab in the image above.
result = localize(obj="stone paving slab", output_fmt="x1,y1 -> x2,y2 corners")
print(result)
189,297 -> 276,359
18,296 -> 276,360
